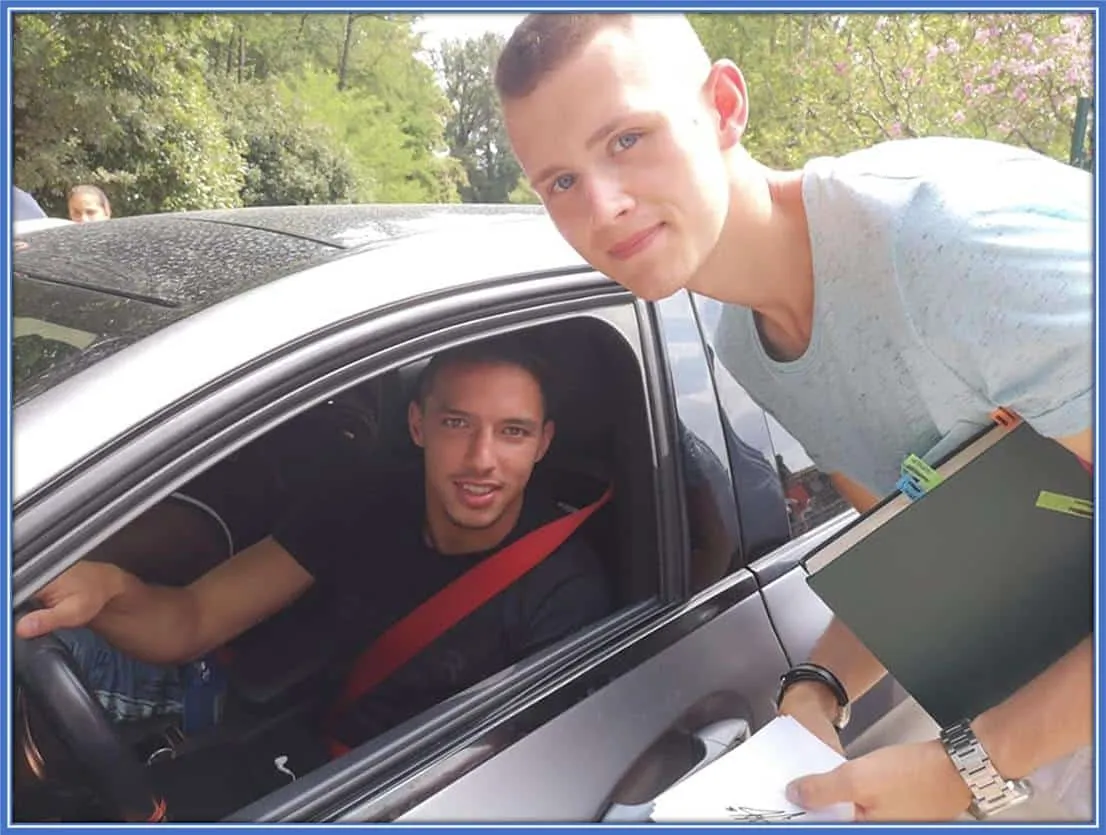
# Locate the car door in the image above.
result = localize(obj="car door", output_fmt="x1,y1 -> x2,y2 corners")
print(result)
11,266 -> 784,825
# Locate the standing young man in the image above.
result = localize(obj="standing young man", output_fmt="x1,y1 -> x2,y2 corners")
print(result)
497,13 -> 1092,821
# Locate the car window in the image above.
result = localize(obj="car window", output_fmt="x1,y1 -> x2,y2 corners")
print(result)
691,294 -> 849,543
652,292 -> 746,592
13,306 -> 661,824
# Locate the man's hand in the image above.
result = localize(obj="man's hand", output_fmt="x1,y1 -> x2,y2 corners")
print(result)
786,739 -> 973,822
15,561 -> 125,639
777,680 -> 844,755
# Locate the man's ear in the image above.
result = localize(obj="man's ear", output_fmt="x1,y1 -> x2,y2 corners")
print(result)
704,59 -> 748,150
408,400 -> 426,448
535,419 -> 556,462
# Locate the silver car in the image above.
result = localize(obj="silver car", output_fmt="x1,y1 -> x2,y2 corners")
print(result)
11,205 -> 912,823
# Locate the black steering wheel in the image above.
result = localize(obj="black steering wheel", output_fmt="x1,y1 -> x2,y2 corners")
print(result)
12,631 -> 166,822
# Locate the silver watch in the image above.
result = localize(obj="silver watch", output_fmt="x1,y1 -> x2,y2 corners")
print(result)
939,720 -> 1032,819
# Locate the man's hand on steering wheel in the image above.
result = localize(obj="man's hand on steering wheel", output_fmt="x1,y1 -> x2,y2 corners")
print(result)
16,562 -> 124,639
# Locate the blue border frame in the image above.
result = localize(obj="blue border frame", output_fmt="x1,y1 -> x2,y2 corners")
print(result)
1,3 -> 1100,833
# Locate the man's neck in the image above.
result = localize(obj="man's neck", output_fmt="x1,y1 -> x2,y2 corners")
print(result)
688,155 -> 815,362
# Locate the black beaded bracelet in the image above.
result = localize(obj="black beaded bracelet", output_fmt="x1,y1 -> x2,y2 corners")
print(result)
775,662 -> 851,729
778,662 -> 849,706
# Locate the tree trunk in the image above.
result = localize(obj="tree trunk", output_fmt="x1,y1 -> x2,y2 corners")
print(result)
237,29 -> 245,83
338,13 -> 355,91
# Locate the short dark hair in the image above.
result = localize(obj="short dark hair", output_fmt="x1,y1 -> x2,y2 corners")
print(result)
495,13 -> 633,101
415,335 -> 554,420
67,184 -> 111,211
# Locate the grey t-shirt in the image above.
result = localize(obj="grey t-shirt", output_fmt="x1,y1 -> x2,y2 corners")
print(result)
714,137 -> 1092,496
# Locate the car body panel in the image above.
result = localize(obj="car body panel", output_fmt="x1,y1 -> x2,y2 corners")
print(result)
394,573 -> 784,822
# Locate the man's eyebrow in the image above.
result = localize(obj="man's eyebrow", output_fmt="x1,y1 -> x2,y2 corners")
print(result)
531,113 -> 650,187
503,417 -> 540,432
436,406 -> 471,418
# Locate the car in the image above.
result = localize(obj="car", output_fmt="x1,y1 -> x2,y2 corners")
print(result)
12,203 -> 918,824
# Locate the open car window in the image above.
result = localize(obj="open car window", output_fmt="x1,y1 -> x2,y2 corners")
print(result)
13,305 -> 661,823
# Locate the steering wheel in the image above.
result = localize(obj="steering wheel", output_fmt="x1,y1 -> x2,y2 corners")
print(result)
12,631 -> 166,822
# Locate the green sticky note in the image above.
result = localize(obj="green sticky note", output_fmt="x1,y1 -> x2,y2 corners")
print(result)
901,454 -> 944,492
1036,491 -> 1093,519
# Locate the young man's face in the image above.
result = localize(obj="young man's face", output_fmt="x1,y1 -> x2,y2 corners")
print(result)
503,21 -> 741,301
68,194 -> 110,223
409,360 -> 554,549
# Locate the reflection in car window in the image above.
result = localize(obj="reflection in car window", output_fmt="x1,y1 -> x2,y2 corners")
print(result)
764,412 -> 852,537
655,293 -> 744,591
692,294 -> 850,542
12,316 -> 100,394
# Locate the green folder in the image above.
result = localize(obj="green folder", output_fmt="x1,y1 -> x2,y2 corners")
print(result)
803,421 -> 1093,726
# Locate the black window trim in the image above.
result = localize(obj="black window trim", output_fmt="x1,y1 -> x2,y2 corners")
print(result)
632,298 -> 691,600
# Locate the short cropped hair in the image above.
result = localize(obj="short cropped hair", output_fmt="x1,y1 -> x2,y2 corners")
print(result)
495,13 -> 633,101
415,334 -> 554,421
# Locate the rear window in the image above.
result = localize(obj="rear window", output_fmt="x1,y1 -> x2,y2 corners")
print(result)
11,274 -> 170,404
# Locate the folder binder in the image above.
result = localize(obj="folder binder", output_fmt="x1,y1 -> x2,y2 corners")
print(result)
803,415 -> 1093,725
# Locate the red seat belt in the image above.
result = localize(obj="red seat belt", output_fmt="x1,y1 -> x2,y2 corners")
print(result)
326,486 -> 613,758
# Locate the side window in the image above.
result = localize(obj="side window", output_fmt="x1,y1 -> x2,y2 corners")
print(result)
19,310 -> 658,824
652,292 -> 743,591
691,294 -> 849,545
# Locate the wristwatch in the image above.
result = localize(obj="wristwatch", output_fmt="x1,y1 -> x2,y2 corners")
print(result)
774,663 -> 851,730
939,720 -> 1033,819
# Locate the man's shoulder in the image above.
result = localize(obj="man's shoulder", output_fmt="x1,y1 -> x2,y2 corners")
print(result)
811,137 -> 1053,180
807,138 -> 1086,222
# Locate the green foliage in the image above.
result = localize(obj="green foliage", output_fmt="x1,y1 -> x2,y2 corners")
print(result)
13,13 -> 243,216
13,11 -> 462,215
689,12 -> 1093,169
216,80 -> 361,206
438,33 -> 524,203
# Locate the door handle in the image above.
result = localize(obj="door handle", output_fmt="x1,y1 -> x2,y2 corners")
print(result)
601,717 -> 750,822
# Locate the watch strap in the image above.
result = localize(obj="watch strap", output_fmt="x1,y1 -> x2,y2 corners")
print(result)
939,720 -> 1032,818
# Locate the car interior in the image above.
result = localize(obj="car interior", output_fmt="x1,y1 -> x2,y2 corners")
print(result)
12,316 -> 658,823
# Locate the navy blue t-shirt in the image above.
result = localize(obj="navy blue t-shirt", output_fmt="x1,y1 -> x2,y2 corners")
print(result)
272,474 -> 611,747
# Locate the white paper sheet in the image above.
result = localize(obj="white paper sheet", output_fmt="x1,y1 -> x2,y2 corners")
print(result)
650,716 -> 855,823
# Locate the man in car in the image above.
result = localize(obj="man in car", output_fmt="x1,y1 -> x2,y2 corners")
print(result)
15,336 -> 611,751
495,13 -> 1091,821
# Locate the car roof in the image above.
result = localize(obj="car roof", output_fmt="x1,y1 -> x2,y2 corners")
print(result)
13,204 -> 599,504
11,204 -> 558,403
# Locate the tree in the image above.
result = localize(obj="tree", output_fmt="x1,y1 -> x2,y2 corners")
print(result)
689,12 -> 1093,169
216,80 -> 362,206
13,12 -> 463,213
438,33 -> 523,203
13,13 -> 243,216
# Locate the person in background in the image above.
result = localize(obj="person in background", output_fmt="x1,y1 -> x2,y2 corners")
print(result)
13,186 -> 47,222
68,184 -> 112,223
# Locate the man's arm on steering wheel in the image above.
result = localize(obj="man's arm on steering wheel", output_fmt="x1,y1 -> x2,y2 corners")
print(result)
15,536 -> 314,666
